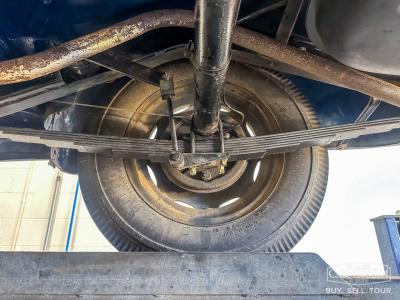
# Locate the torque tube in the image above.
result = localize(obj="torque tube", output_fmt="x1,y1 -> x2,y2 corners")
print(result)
193,0 -> 241,136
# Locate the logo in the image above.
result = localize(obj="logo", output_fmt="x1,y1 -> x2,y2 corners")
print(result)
327,263 -> 392,286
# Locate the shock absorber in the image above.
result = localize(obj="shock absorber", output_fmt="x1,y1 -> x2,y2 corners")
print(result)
192,0 -> 241,136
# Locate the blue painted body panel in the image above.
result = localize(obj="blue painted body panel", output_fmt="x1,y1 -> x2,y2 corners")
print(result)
0,0 -> 399,154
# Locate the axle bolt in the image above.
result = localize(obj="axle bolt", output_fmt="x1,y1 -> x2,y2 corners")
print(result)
218,164 -> 225,175
169,152 -> 183,169
162,72 -> 172,81
218,159 -> 228,175
201,171 -> 213,181
170,152 -> 181,162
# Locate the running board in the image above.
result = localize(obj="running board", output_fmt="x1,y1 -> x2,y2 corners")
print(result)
0,117 -> 400,162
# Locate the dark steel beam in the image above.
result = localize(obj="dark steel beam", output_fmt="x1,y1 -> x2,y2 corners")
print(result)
0,46 -> 352,120
193,0 -> 241,135
88,51 -> 165,87
276,0 -> 304,43
0,50 -> 172,118
238,0 -> 287,24
0,71 -> 123,118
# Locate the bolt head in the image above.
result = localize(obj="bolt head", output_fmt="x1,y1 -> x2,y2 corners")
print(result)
221,159 -> 228,167
170,152 -> 182,162
162,72 -> 171,81
189,166 -> 197,176
337,144 -> 348,150
201,171 -> 212,181
218,164 -> 225,175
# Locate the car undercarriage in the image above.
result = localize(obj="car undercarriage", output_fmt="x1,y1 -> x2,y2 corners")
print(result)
0,0 -> 400,251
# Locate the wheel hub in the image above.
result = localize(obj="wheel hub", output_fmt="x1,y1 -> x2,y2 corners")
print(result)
104,71 -> 284,226
160,111 -> 248,193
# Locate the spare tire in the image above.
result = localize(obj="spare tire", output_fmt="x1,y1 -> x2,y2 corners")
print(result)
78,60 -> 329,252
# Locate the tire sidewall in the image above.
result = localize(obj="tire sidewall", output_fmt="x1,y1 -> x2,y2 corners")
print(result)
78,61 -> 328,252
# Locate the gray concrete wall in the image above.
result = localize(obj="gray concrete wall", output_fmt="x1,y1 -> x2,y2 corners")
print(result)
0,161 -> 114,252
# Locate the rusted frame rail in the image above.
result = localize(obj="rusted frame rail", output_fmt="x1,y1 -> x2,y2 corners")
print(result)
0,10 -> 398,109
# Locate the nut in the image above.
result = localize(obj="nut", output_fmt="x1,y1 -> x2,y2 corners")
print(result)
169,152 -> 184,169
218,164 -> 225,175
189,166 -> 197,176
201,171 -> 213,181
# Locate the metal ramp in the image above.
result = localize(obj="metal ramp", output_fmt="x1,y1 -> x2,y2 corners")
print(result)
0,252 -> 398,299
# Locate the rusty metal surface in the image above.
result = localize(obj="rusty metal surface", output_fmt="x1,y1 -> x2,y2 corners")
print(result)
232,27 -> 400,107
0,10 -> 194,84
162,158 -> 248,193
1,9 -> 400,109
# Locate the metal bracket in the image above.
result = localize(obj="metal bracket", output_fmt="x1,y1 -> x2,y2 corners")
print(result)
179,153 -> 230,171
88,50 -> 165,87
90,50 -> 184,166
276,0 -> 304,43
91,49 -> 229,173
182,118 -> 228,174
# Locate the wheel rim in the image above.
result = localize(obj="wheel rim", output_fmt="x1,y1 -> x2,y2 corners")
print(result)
97,76 -> 285,226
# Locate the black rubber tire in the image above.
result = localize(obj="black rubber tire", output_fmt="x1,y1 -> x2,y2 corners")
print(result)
78,61 -> 329,252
